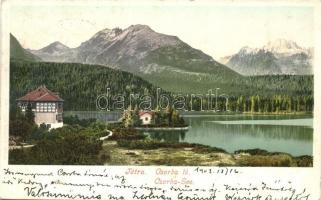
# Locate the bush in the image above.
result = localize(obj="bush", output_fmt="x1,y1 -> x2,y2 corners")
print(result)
108,128 -> 146,140
234,148 -> 289,156
237,155 -> 293,167
106,122 -> 124,130
117,139 -> 227,153
294,155 -> 313,167
192,145 -> 227,154
28,123 -> 50,141
9,105 -> 37,142
100,153 -> 111,162
63,115 -> 96,127
118,140 -> 160,149
9,119 -> 37,142
9,127 -> 106,165
9,149 -> 30,164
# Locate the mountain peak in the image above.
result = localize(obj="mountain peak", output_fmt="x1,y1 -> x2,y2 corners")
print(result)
267,38 -> 299,48
78,24 -> 182,61
239,46 -> 260,55
38,41 -> 69,54
223,39 -> 312,75
264,39 -> 304,55
51,41 -> 69,48
93,27 -> 123,40
127,24 -> 152,31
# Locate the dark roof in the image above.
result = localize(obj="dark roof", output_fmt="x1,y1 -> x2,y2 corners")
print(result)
17,85 -> 63,102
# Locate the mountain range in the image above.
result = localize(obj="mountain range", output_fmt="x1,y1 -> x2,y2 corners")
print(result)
10,25 -> 313,94
29,25 -> 230,74
220,39 -> 313,75
26,24 -> 241,93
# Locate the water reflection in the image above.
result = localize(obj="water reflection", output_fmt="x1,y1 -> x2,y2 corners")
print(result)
66,111 -> 313,156
144,131 -> 187,142
143,116 -> 313,156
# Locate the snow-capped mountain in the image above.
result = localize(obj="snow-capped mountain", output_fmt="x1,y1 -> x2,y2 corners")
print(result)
238,46 -> 260,55
221,39 -> 313,75
222,47 -> 281,75
263,39 -> 309,56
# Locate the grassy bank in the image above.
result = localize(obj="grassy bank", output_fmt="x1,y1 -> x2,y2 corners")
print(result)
9,118 -> 312,167
100,127 -> 313,167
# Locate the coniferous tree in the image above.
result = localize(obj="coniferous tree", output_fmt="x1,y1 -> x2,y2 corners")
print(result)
132,105 -> 142,127
25,102 -> 35,124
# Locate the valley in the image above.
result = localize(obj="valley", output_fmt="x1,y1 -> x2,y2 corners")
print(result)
8,24 -> 314,167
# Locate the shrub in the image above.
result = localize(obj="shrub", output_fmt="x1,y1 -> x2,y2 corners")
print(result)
117,139 -> 227,153
294,155 -> 313,167
234,148 -> 289,156
106,122 -> 124,130
63,115 -> 96,127
9,128 -> 106,165
100,153 -> 111,163
9,149 -> 30,164
237,155 -> 293,167
9,119 -> 36,142
108,128 -> 146,140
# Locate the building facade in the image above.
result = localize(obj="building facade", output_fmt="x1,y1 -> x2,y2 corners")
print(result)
17,85 -> 64,129
139,111 -> 153,125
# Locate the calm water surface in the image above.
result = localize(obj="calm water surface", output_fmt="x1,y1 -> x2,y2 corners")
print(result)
145,114 -> 313,156
66,112 -> 313,156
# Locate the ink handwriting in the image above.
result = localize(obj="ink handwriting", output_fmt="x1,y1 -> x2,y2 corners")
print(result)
0,167 -> 312,200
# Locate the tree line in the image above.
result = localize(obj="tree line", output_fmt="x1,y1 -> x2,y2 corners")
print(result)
10,61 -> 313,112
225,95 -> 313,113
122,106 -> 186,127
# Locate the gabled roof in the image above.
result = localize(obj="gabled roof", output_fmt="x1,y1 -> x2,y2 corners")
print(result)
17,85 -> 63,102
139,111 -> 154,117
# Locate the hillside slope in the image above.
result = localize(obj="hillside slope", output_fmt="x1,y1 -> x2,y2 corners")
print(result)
28,25 -> 240,93
10,34 -> 41,62
10,61 -> 163,111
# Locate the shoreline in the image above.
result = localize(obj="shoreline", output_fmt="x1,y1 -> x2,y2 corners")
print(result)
64,110 -> 312,115
100,140 -> 313,167
133,126 -> 189,131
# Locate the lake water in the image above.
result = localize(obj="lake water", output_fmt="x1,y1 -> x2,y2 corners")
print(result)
145,114 -> 313,156
66,112 -> 313,156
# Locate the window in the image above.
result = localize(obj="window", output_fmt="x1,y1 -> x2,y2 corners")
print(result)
145,117 -> 148,121
56,114 -> 63,122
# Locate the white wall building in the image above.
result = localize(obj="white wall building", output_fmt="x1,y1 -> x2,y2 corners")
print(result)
17,85 -> 64,130
139,111 -> 153,125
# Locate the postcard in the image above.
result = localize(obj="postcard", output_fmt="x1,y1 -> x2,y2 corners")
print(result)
0,0 -> 320,199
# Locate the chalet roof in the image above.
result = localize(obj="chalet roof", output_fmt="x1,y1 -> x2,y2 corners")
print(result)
139,111 -> 154,117
17,85 -> 64,102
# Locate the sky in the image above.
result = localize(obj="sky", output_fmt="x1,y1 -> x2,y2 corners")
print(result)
9,1 -> 314,59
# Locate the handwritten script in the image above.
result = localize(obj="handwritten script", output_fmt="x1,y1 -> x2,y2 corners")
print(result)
1,167 -> 311,200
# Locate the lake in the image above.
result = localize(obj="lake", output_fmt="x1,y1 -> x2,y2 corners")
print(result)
65,111 -> 313,156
